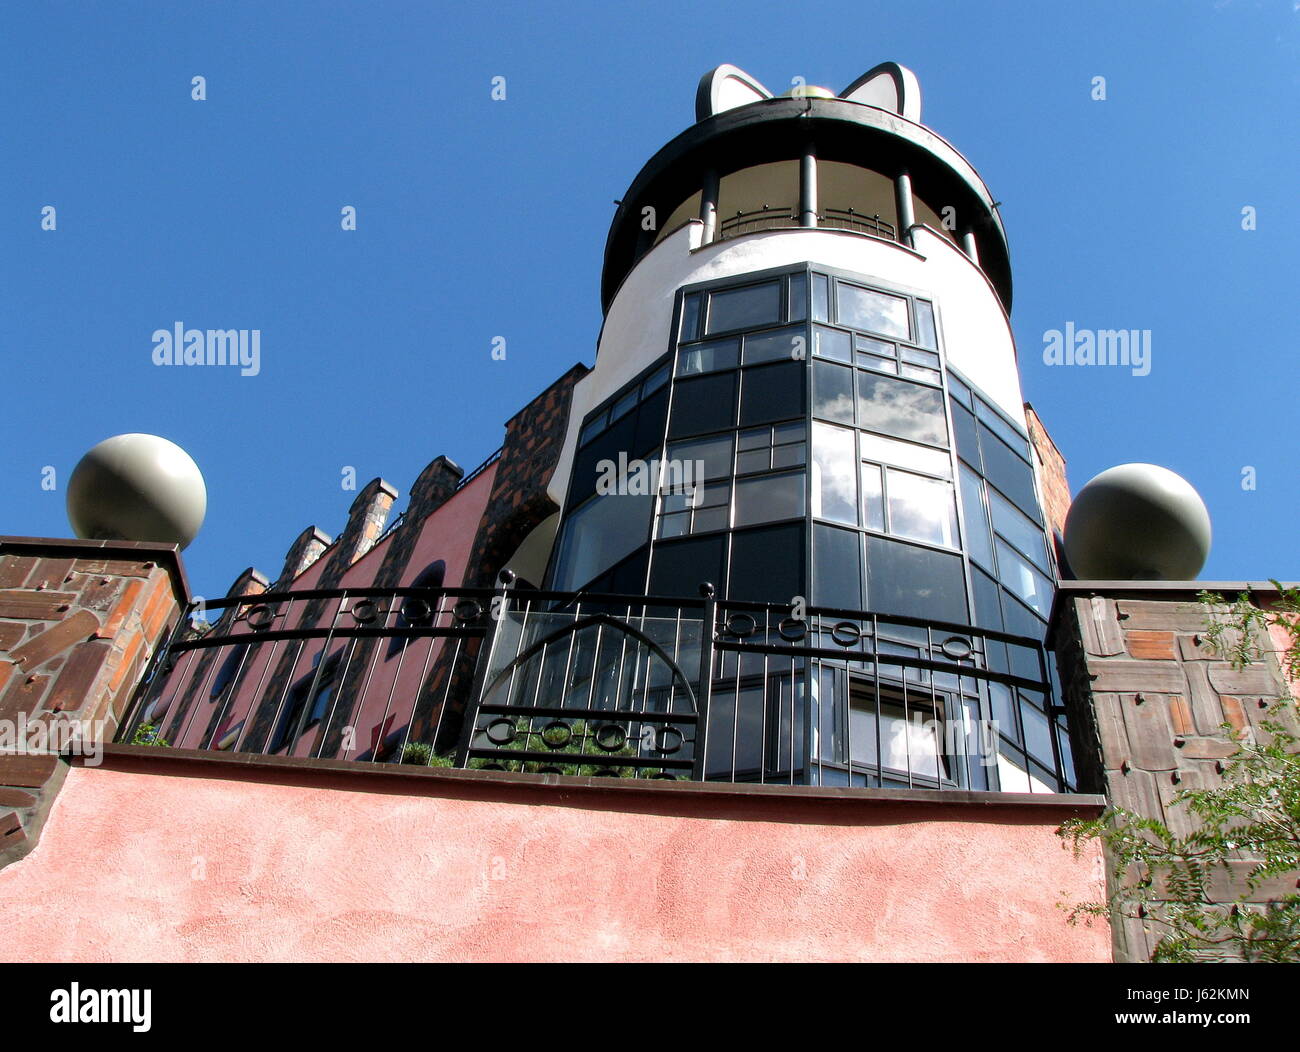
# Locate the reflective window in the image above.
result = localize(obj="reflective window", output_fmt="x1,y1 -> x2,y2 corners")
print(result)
680,293 -> 703,342
677,337 -> 739,377
865,537 -> 967,624
814,524 -> 862,610
730,524 -> 803,603
813,360 -> 855,425
739,361 -> 803,427
860,463 -> 885,531
788,273 -> 807,322
980,426 -> 1041,522
914,300 -> 938,350
666,434 -> 733,482
857,373 -> 948,447
706,281 -> 782,334
736,422 -> 805,474
836,283 -> 910,340
743,325 -> 803,366
734,470 -> 805,526
849,695 -> 946,780
859,433 -> 951,478
552,492 -> 654,592
668,373 -> 736,438
813,325 -> 851,363
959,466 -> 994,569
812,273 -> 830,322
885,469 -> 959,549
989,487 -> 1051,573
811,422 -> 858,526
995,538 -> 1053,617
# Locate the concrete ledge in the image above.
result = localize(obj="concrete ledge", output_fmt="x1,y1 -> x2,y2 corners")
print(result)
0,535 -> 191,603
76,744 -> 1106,818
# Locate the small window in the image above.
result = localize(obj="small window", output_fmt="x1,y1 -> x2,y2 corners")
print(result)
706,281 -> 782,334
857,373 -> 948,447
812,326 -> 851,363
848,683 -> 949,782
788,273 -> 808,322
914,300 -> 938,349
885,470 -> 959,549
680,293 -> 704,342
836,282 -> 910,340
677,337 -> 739,377
811,274 -> 830,322
812,360 -> 855,425
734,470 -> 805,526
860,433 -> 951,478
743,325 -> 803,366
811,422 -> 858,526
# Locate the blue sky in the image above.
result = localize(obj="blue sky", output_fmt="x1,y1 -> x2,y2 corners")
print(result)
2,0 -> 1297,601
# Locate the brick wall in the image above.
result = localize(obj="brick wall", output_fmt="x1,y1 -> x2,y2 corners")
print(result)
1053,583 -> 1298,961
0,538 -> 188,869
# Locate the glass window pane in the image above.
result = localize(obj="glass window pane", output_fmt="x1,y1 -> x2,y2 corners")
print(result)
609,388 -> 639,422
788,273 -> 807,322
773,421 -> 805,444
976,399 -> 1032,459
736,448 -> 769,474
959,467 -> 995,569
734,471 -> 805,526
857,373 -> 948,447
858,354 -> 897,374
668,373 -> 736,438
988,487 -> 1051,573
744,325 -> 804,365
900,347 -> 941,368
649,534 -> 726,600
947,372 -> 972,407
900,363 -> 941,384
952,401 -> 979,468
860,463 -> 885,531
578,410 -> 608,446
836,283 -> 910,339
665,434 -> 733,482
692,507 -> 729,533
914,300 -> 937,349
676,337 -> 739,377
979,425 -> 1042,522
995,539 -> 1053,618
812,360 -> 855,424
657,511 -> 689,538
737,426 -> 769,451
855,335 -> 895,357
643,362 -> 670,395
730,524 -> 804,604
696,481 -> 731,508
813,325 -> 851,362
812,273 -> 830,322
971,567 -> 1003,631
885,469 -> 959,549
811,422 -> 857,525
853,701 -> 945,779
706,281 -> 782,334
859,433 -> 951,477
771,443 -> 806,469
552,492 -> 653,592
680,293 -> 703,342
814,524 -> 862,611
865,536 -> 967,624
739,361 -> 804,426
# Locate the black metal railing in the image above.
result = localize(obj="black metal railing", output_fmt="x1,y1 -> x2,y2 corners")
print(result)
119,579 -> 1072,792
716,206 -> 897,242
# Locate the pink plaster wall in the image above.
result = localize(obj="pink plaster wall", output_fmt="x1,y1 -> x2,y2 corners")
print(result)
0,764 -> 1110,962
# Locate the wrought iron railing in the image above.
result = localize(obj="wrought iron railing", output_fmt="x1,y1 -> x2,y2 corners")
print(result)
119,578 -> 1073,792
716,206 -> 898,242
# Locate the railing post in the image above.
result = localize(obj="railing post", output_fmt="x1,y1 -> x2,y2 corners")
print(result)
453,569 -> 515,768
692,581 -> 716,781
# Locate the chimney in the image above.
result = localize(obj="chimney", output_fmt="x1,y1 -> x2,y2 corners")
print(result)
275,527 -> 332,586
323,479 -> 398,576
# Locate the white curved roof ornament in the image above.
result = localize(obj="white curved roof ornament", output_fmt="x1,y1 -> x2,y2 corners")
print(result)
695,64 -> 773,121
840,62 -> 922,122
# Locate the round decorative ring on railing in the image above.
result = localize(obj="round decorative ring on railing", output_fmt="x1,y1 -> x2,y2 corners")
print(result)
830,621 -> 861,647
651,772 -> 678,780
402,597 -> 433,625
593,768 -> 621,777
480,762 -> 507,771
537,765 -> 564,774
778,617 -> 807,642
452,599 -> 482,624
540,720 -> 572,749
485,718 -> 517,746
723,612 -> 757,638
653,725 -> 684,755
350,598 -> 379,625
245,604 -> 275,631
940,636 -> 973,661
593,723 -> 628,752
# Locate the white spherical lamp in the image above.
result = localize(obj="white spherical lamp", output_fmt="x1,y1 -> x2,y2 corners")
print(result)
66,433 -> 207,550
1063,463 -> 1211,581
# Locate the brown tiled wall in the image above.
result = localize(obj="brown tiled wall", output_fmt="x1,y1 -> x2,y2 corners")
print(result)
0,538 -> 188,869
1055,588 -> 1297,961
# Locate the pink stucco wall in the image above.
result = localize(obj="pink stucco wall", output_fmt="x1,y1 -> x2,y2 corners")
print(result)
0,760 -> 1110,962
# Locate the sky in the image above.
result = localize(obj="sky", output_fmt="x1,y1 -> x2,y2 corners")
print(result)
1,0 -> 1297,602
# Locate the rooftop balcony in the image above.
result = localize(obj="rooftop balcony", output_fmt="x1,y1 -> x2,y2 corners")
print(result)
717,206 -> 897,241
119,579 -> 1073,793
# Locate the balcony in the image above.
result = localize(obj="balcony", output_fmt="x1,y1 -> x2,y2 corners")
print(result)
119,579 -> 1072,792
717,206 -> 897,241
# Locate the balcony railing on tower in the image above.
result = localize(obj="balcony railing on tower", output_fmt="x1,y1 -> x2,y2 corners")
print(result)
717,205 -> 897,242
118,577 -> 1073,792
